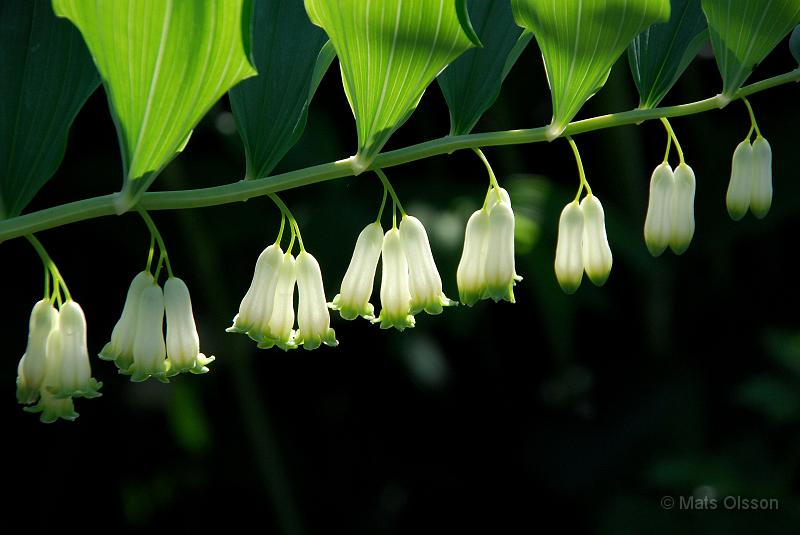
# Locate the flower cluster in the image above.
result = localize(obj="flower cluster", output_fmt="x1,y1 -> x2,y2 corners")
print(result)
331,215 -> 456,330
726,136 -> 772,220
457,187 -> 522,305
554,194 -> 613,294
16,299 -> 102,423
229,247 -> 338,350
100,272 -> 214,381
643,162 -> 696,257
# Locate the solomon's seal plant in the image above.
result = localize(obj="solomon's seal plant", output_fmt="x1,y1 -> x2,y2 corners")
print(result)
3,0 -> 800,422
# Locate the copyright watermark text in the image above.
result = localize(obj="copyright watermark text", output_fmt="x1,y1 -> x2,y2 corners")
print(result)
661,495 -> 779,511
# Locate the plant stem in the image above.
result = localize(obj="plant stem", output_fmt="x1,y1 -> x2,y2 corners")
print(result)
375,169 -> 406,216
742,96 -> 762,138
659,118 -> 685,164
472,148 -> 503,202
268,193 -> 304,253
25,234 -> 71,301
138,209 -> 174,278
567,136 -> 592,201
1,68 -> 798,242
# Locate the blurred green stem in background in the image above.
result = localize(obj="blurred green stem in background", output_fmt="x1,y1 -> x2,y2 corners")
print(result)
1,68 -> 798,242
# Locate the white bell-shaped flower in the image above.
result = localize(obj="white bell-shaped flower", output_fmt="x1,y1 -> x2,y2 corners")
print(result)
129,284 -> 169,382
295,251 -> 338,350
554,200 -> 585,294
669,163 -> 696,255
16,299 -> 58,404
726,140 -> 754,221
484,201 -> 522,302
165,277 -> 214,374
750,136 -> 772,219
457,208 -> 490,306
580,194 -> 613,286
48,300 -> 102,399
374,228 -> 415,331
228,244 -> 284,338
330,222 -> 383,320
644,162 -> 675,256
485,186 -> 512,211
399,215 -> 455,315
24,326 -> 79,423
99,270 -> 154,371
258,253 -> 298,350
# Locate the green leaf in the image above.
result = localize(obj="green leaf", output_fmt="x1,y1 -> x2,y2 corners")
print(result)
701,0 -> 800,100
628,0 -> 708,109
789,24 -> 800,64
305,0 -> 481,173
52,0 -> 257,213
437,0 -> 531,136
512,0 -> 671,139
230,0 -> 334,180
0,0 -> 99,219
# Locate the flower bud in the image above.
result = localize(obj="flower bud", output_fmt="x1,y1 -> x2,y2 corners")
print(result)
50,301 -> 102,398
484,202 -> 522,302
644,162 -> 675,256
296,251 -> 338,350
457,209 -> 490,306
750,136 -> 772,219
165,277 -> 214,374
554,200 -> 584,294
129,284 -> 169,382
580,194 -> 612,286
100,271 -> 153,371
726,140 -> 753,221
374,228 -> 415,330
258,253 -> 297,350
669,163 -> 696,255
330,222 -> 383,320
400,215 -> 455,314
16,299 -> 58,404
228,244 -> 284,338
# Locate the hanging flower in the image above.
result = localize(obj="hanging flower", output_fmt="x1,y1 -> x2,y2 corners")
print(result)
580,194 -> 613,286
373,228 -> 415,331
726,141 -> 753,221
554,200 -> 585,294
295,251 -> 338,350
669,162 -> 696,255
16,299 -> 59,404
127,284 -> 169,382
47,300 -> 102,399
99,270 -> 154,371
456,208 -> 490,306
484,200 -> 522,302
644,162 -> 675,256
228,244 -> 284,339
399,215 -> 455,314
330,222 -> 383,320
257,252 -> 298,350
750,136 -> 772,219
164,277 -> 214,374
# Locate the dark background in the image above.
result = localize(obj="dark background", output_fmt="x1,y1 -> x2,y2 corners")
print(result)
3,28 -> 800,535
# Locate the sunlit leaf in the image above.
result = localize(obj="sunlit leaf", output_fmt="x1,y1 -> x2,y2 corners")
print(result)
53,0 -> 257,212
0,0 -> 99,219
628,0 -> 708,109
230,0 -> 334,180
437,0 -> 531,136
512,0 -> 670,139
304,0 -> 480,173
701,0 -> 800,100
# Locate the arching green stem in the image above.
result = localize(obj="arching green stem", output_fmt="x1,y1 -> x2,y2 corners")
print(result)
268,193 -> 304,253
567,136 -> 592,202
138,209 -> 174,278
375,169 -> 406,218
660,118 -> 684,164
742,97 -> 762,139
0,69 -> 797,242
472,148 -> 503,203
663,129 -> 672,164
26,234 -> 71,302
375,184 -> 388,223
